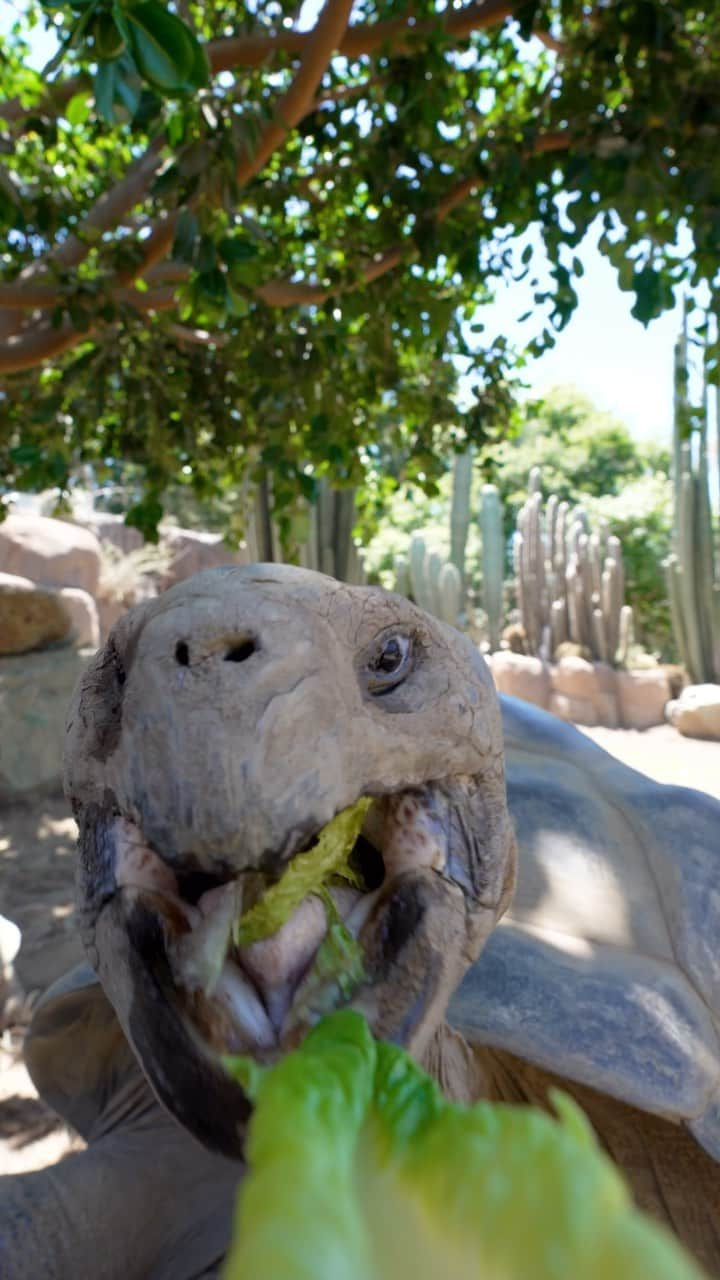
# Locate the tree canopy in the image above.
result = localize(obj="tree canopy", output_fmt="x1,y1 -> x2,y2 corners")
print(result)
1,0 -> 719,535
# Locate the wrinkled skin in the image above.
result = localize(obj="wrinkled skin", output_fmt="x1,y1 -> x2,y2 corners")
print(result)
64,565 -> 517,1156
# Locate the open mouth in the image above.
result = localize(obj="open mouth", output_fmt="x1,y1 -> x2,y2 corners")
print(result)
110,787 -> 451,1066
80,768 -> 511,1159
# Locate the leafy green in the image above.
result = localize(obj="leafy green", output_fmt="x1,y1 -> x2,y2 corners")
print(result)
224,1012 -> 705,1280
5,1 -> 720,535
125,2 -> 202,92
234,797 -> 372,947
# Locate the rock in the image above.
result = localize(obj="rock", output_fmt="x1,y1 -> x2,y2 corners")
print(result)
96,597 -> 128,640
617,668 -> 670,731
549,692 -> 599,727
77,515 -> 248,584
487,652 -> 550,708
0,515 -> 102,595
0,573 -> 71,656
550,658 -> 619,728
57,588 -> 100,650
0,648 -> 92,800
159,526 -> 248,588
79,512 -> 144,555
666,684 -> 720,740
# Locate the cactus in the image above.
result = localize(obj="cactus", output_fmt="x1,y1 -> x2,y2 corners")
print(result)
393,555 -> 410,598
437,562 -> 462,626
480,484 -> 504,651
450,450 -> 474,581
409,535 -> 432,612
513,469 -> 633,667
665,313 -> 720,682
244,471 -> 365,585
402,534 -> 464,627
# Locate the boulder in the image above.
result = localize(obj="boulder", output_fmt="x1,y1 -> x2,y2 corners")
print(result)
666,684 -> 720,740
617,668 -> 670,731
0,515 -> 102,595
57,587 -> 100,650
0,573 -> 71,656
159,526 -> 248,588
0,647 -> 92,800
487,652 -> 550,709
550,658 -> 619,728
549,692 -> 600,727
79,512 -> 145,555
96,597 -> 130,639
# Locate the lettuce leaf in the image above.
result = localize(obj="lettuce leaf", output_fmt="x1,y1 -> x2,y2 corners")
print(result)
234,798 -> 372,947
223,1012 -> 704,1280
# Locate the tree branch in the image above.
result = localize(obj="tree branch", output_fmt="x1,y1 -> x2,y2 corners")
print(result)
1,0 -> 515,325
4,0 -> 514,128
0,130 -> 570,370
107,0 -> 358,292
165,321 -> 229,346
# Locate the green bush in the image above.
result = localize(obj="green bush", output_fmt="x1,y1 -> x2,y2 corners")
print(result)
364,387 -> 674,658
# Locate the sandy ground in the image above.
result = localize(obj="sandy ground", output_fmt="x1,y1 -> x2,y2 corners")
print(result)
1,721 -> 719,1178
579,722 -> 720,800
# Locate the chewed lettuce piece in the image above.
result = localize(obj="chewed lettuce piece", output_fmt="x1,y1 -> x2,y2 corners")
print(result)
234,797 -> 372,947
223,1012 -> 705,1280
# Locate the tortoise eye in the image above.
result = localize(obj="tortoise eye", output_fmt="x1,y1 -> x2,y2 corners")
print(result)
367,633 -> 413,693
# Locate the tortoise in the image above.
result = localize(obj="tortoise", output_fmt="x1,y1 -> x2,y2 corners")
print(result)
0,565 -> 718,1278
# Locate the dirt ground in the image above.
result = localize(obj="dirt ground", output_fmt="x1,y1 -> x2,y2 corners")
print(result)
1,721 -> 719,1178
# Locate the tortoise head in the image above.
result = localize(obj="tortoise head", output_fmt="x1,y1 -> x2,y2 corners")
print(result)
65,565 -> 516,1156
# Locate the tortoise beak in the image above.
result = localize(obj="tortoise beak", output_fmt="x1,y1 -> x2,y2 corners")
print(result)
93,893 -> 251,1158
77,773 -> 516,1157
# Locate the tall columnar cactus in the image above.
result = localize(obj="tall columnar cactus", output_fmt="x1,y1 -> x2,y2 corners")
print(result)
401,535 -> 463,628
480,484 -> 504,652
513,471 -> 633,666
450,450 -> 474,581
246,472 -> 366,584
665,315 -> 720,682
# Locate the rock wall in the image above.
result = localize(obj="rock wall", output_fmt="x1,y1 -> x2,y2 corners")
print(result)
0,647 -> 92,800
488,652 -> 670,730
0,513 -> 249,799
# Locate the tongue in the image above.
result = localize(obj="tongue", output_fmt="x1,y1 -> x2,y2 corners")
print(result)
238,895 -> 328,1028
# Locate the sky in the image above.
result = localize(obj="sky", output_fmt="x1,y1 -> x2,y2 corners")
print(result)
474,225 -> 685,447
1,2 -> 698,452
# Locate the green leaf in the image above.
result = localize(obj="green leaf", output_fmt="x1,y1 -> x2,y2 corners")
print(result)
173,208 -> 199,263
125,1 -> 197,92
227,287 -> 251,318
124,493 -> 164,541
94,62 -> 117,121
91,11 -> 126,60
224,1013 -> 703,1280
115,68 -> 142,118
65,90 -> 91,124
218,237 -> 259,266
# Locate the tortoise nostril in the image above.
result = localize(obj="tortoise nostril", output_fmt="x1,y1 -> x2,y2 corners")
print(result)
225,639 -> 257,663
175,641 -> 190,666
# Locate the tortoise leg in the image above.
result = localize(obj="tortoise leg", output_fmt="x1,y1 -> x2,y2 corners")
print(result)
475,1046 -> 720,1279
0,1120 -> 241,1280
0,967 -> 242,1280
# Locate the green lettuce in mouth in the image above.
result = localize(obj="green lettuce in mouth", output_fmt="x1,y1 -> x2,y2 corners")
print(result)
233,797 -> 373,947
222,1012 -> 704,1280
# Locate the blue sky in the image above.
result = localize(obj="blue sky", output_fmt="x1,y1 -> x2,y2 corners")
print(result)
2,2 -> 692,449
470,221 -> 686,446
